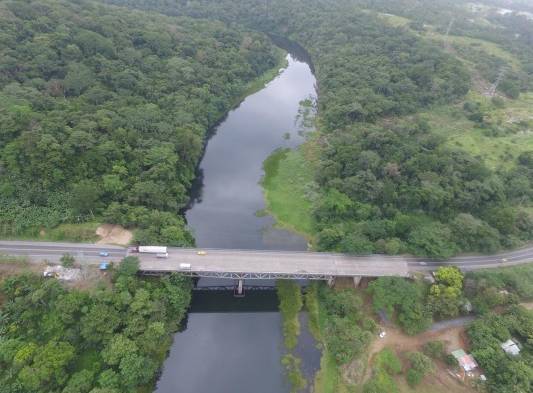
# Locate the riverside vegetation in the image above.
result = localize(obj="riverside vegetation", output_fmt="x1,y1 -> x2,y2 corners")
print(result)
0,257 -> 192,393
0,0 -> 281,244
2,0 -> 533,392
103,1 -> 533,257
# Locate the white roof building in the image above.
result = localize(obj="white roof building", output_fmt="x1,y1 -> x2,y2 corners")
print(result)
501,339 -> 520,356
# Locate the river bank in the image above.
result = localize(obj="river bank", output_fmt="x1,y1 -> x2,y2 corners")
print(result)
156,48 -> 318,392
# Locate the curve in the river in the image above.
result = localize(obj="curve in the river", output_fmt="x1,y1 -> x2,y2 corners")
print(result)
155,53 -> 317,393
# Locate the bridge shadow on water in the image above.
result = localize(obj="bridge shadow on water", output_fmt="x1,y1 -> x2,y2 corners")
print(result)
190,278 -> 312,313
190,289 -> 279,313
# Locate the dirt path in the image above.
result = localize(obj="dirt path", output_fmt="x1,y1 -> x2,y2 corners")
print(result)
521,301 -> 533,310
430,316 -> 476,332
96,224 -> 132,246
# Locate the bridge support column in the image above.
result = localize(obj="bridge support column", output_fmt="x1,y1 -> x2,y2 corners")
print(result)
327,277 -> 335,288
234,279 -> 245,297
353,276 -> 362,287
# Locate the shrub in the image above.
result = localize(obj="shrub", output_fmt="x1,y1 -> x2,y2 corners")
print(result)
374,348 -> 402,375
423,340 -> 445,359
61,253 -> 75,268
276,280 -> 302,350
406,351 -> 433,386
116,256 -> 139,277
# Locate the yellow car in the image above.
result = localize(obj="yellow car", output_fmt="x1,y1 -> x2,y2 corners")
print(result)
197,251 -> 207,256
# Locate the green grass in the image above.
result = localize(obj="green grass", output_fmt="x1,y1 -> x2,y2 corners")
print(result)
2,222 -> 101,243
376,12 -> 411,27
412,93 -> 533,170
0,255 -> 29,265
262,144 -> 317,239
467,263 -> 533,300
43,222 -> 100,242
314,350 -> 342,393
426,31 -> 521,69
277,280 -> 303,350
307,283 -> 354,393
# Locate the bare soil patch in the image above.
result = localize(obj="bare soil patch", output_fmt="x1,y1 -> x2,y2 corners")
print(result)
362,326 -> 476,393
96,224 -> 132,246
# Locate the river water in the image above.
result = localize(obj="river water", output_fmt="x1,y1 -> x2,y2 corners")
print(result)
155,52 -> 317,393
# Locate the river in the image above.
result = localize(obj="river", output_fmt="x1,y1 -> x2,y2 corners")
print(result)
155,50 -> 317,393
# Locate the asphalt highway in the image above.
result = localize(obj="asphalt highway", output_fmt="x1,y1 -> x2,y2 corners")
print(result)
1,240 -> 532,276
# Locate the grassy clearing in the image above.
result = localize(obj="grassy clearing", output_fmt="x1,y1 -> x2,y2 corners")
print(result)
0,255 -> 30,265
43,222 -> 101,242
413,93 -> 533,170
467,263 -> 533,299
376,12 -> 411,27
2,222 -> 101,243
426,31 -> 521,69
262,142 -> 318,239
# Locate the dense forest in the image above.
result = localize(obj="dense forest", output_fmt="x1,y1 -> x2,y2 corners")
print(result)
0,0 -> 279,244
0,258 -> 192,393
1,0 -> 533,392
101,0 -> 533,257
1,0 -> 531,255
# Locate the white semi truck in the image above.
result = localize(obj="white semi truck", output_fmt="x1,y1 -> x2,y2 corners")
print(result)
132,246 -> 168,258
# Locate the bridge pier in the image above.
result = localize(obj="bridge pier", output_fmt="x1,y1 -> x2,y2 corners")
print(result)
327,277 -> 335,287
234,279 -> 245,297
353,276 -> 362,287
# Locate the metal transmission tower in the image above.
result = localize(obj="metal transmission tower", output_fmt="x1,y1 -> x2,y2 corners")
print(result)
488,67 -> 506,97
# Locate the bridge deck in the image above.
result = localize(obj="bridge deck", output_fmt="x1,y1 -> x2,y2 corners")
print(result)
139,248 -> 410,279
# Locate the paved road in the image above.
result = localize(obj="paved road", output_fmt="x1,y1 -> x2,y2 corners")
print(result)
0,241 -> 126,263
1,240 -> 532,279
407,245 -> 533,271
430,316 -> 476,332
141,248 -> 410,279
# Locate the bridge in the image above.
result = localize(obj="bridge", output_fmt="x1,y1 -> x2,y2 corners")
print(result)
1,241 -> 533,281
139,248 -> 410,279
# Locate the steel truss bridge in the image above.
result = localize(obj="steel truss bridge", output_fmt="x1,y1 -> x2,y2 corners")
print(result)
141,270 -> 336,280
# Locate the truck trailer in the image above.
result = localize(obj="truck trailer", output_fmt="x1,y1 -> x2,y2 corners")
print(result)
137,246 -> 168,254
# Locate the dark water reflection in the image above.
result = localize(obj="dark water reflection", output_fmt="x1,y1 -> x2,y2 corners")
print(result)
186,54 -> 315,250
155,53 -> 317,393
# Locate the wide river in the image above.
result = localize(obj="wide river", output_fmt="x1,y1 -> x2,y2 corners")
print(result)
155,51 -> 316,393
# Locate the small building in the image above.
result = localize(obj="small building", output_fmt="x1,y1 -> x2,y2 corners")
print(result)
501,339 -> 520,356
451,349 -> 478,372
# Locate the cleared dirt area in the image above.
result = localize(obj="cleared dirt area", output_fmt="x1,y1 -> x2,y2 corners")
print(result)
363,326 -> 476,393
96,224 -> 132,246
369,326 -> 468,356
